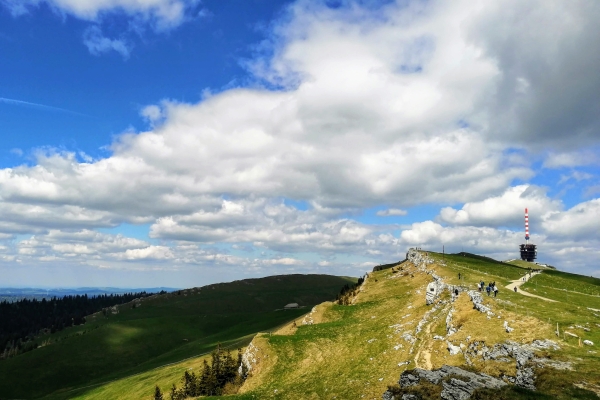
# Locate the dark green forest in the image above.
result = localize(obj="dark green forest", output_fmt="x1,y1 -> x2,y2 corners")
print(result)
0,291 -> 158,358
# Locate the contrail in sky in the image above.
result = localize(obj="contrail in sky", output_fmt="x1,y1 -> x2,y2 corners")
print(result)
0,97 -> 90,117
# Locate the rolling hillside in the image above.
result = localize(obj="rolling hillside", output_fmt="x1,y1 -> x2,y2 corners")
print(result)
215,251 -> 600,399
0,274 -> 356,400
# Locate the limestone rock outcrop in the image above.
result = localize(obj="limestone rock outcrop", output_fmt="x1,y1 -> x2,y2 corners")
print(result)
383,365 -> 507,400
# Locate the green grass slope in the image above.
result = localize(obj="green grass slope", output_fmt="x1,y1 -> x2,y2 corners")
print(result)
224,253 -> 600,399
506,259 -> 555,270
0,274 -> 355,400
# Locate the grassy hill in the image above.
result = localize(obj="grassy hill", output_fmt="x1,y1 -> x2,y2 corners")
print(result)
505,259 -> 555,270
210,251 -> 600,399
0,274 -> 356,400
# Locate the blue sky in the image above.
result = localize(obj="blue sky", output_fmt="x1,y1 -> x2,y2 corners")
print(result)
0,0 -> 294,163
0,0 -> 599,288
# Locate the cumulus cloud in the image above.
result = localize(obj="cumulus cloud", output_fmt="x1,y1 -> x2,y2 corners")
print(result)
541,199 -> 600,240
376,208 -> 407,217
467,0 -> 600,148
543,150 -> 600,169
120,245 -> 174,260
83,26 -> 131,58
1,0 -> 600,280
439,185 -> 562,228
149,198 -> 384,254
398,216 -> 600,274
1,0 -> 200,29
7,0 -> 600,222
15,229 -> 149,260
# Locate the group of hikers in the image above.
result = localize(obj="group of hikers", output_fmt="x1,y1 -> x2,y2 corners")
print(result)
479,280 -> 499,297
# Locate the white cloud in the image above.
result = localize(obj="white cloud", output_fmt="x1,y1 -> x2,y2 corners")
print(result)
149,198 -> 379,254
397,216 -> 600,274
376,208 -> 407,217
541,199 -> 600,240
543,151 -> 600,169
439,185 -> 562,228
140,104 -> 164,126
83,26 -> 131,58
1,0 -> 600,281
262,257 -> 304,266
121,245 -> 174,260
11,0 -> 600,224
1,0 -> 200,30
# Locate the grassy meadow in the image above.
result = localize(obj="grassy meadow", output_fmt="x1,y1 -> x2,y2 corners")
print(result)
222,252 -> 600,400
0,274 -> 355,400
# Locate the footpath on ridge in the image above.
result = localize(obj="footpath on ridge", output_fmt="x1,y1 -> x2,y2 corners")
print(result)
505,271 -> 557,302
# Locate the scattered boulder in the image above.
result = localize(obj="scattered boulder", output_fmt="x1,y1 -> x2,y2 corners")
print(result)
426,282 -> 439,305
402,332 -> 417,344
383,365 -> 507,400
239,342 -> 261,374
446,309 -> 457,336
467,290 -> 490,313
406,249 -> 434,269
583,340 -> 594,346
528,339 -> 560,351
503,321 -> 514,333
461,340 -> 539,390
447,341 -> 461,355
301,306 -> 317,325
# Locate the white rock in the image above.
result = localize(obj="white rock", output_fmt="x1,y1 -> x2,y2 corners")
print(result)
583,340 -> 594,346
447,341 -> 461,355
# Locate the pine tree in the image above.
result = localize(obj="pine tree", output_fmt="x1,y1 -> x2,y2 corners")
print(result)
210,345 -> 223,394
198,359 -> 210,395
169,384 -> 177,400
183,370 -> 197,397
223,349 -> 237,385
153,385 -> 163,400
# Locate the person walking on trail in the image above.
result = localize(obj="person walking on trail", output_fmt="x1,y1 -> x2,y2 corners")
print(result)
458,273 -> 461,280
493,285 -> 498,297
514,286 -> 518,293
486,285 -> 491,296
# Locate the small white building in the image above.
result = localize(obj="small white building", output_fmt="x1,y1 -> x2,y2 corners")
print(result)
284,303 -> 299,309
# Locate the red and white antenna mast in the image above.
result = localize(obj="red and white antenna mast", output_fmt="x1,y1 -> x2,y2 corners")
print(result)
525,208 -> 530,243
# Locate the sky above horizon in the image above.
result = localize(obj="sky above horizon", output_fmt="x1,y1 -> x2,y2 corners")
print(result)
1,0 -> 599,288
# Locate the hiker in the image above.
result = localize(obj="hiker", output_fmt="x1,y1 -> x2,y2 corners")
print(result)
454,288 -> 459,296
494,286 -> 498,297
458,273 -> 461,280
486,285 -> 491,296
514,286 -> 518,293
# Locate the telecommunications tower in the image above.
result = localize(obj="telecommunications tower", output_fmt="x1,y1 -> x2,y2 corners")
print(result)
519,208 -> 537,262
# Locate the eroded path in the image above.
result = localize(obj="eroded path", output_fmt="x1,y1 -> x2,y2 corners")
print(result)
505,272 -> 557,302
